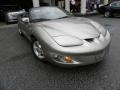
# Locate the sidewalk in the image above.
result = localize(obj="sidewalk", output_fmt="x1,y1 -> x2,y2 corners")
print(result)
74,4 -> 104,17
73,10 -> 99,17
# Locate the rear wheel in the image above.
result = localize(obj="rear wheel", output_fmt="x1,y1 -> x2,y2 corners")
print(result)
32,40 -> 46,61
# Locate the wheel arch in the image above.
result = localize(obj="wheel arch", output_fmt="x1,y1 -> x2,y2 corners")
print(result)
30,34 -> 37,43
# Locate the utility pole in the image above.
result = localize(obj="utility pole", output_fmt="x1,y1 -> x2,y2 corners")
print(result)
32,0 -> 40,7
65,0 -> 70,12
81,0 -> 87,15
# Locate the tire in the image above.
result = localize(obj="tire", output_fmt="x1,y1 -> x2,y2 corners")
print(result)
32,40 -> 46,61
104,11 -> 111,18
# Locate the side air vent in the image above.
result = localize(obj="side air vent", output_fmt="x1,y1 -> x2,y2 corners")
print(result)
85,38 -> 94,42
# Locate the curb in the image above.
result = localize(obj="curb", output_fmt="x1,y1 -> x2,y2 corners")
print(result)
73,11 -> 99,17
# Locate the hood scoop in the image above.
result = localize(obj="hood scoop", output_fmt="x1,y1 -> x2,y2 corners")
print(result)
85,38 -> 94,43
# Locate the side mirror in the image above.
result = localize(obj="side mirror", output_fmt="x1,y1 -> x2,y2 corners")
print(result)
22,17 -> 29,23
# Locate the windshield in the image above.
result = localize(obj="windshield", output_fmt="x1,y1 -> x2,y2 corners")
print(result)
30,7 -> 68,21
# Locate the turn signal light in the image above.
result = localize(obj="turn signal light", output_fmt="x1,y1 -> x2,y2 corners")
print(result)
64,56 -> 72,63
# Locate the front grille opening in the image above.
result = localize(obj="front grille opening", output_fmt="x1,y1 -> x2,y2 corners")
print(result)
85,38 -> 94,42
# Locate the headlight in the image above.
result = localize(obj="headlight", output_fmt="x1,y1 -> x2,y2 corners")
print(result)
53,54 -> 73,63
64,56 -> 73,63
53,36 -> 83,47
8,13 -> 16,18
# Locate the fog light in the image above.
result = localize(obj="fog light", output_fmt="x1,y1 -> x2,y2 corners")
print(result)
64,56 -> 72,63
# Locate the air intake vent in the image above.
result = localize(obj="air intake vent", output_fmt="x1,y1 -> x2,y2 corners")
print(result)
85,38 -> 93,42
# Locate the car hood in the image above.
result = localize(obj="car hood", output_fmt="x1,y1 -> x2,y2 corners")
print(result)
35,17 -> 100,39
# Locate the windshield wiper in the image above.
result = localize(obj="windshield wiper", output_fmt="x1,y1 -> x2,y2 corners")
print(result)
32,18 -> 51,22
39,18 -> 50,20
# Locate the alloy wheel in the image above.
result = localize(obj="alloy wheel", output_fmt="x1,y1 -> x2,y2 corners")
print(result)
33,41 -> 45,60
104,11 -> 110,18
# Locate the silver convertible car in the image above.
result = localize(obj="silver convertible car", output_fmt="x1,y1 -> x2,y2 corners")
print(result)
18,7 -> 111,67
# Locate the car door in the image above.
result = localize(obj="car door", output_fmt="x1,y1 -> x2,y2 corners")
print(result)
19,13 -> 32,40
110,1 -> 120,14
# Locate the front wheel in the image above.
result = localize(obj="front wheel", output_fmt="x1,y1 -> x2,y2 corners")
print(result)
32,40 -> 46,61
104,11 -> 111,18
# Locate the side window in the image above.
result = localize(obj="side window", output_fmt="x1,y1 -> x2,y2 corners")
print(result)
19,13 -> 29,21
20,12 -> 30,23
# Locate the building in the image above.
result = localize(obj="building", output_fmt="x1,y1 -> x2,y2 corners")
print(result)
32,0 -> 109,15
0,0 -> 109,15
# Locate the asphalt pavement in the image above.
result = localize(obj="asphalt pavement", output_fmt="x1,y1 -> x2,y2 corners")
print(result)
0,15 -> 120,90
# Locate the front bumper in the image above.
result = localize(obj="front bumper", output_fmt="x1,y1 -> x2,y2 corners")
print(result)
47,45 -> 110,67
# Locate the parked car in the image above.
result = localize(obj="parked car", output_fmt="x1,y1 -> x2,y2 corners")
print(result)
18,7 -> 111,67
0,5 -> 12,21
0,5 -> 25,23
5,9 -> 25,24
98,1 -> 120,17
